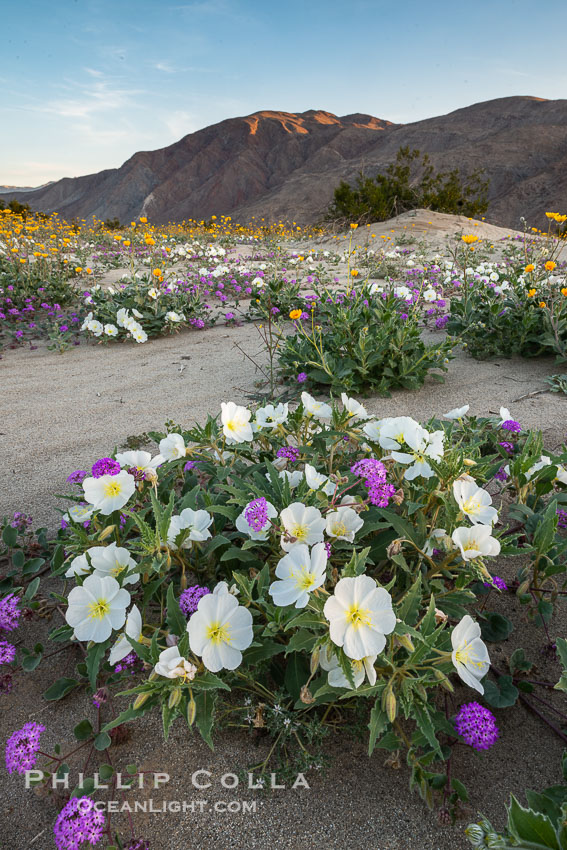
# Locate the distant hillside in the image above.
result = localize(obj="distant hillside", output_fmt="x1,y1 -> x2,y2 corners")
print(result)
1,97 -> 566,228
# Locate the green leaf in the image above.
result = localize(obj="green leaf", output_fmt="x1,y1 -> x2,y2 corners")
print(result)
397,575 -> 422,626
368,700 -> 389,756
480,612 -> 514,642
73,719 -> 93,741
101,701 -> 155,733
284,654 -> 310,701
242,641 -> 285,665
483,676 -> 519,708
285,629 -> 316,655
510,648 -> 534,675
166,583 -> 186,637
341,546 -> 370,578
44,677 -> 79,701
507,795 -> 559,849
86,641 -> 108,691
412,700 -> 442,759
194,689 -> 217,750
2,524 -> 18,547
98,764 -> 114,781
94,731 -> 111,751
193,671 -> 231,691
451,778 -> 469,802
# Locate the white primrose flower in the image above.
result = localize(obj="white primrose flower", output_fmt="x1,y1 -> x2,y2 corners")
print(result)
304,464 -> 336,496
114,450 -> 164,472
255,402 -> 289,429
89,542 -> 138,586
423,287 -> 438,302
389,426 -> 444,481
325,506 -> 364,542
277,469 -> 304,489
451,526 -> 501,561
393,284 -> 412,300
154,645 -> 197,680
132,309 -> 144,318
340,393 -> 368,421
168,508 -> 213,549
279,502 -> 326,552
323,574 -> 396,660
444,405 -> 470,419
221,402 -> 253,443
66,574 -> 131,643
159,433 -> 186,461
453,479 -> 498,526
86,319 -> 104,337
451,615 -> 490,694
83,470 -> 136,515
236,499 -> 277,541
104,324 -> 119,337
526,455 -> 552,480
109,605 -> 142,666
131,327 -> 148,343
166,311 -> 184,323
361,419 -> 383,442
378,416 -> 423,451
301,391 -> 332,423
62,504 -> 94,525
65,553 -> 90,578
423,527 -> 450,556
319,646 -> 377,689
81,311 -> 93,330
188,582 -> 253,672
148,288 -> 160,299
498,407 -> 512,425
269,542 -> 327,608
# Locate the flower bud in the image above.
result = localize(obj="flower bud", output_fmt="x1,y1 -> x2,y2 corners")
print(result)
395,633 -> 414,652
187,691 -> 196,726
464,823 -> 486,847
463,458 -> 477,467
168,687 -> 181,709
133,692 -> 151,710
98,524 -> 116,541
383,686 -> 397,723
434,608 -> 448,625
310,647 -> 320,675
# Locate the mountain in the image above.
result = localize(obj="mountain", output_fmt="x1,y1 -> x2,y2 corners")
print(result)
1,98 -> 566,228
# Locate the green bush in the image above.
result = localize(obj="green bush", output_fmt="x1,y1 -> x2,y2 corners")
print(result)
327,147 -> 489,224
278,284 -> 455,395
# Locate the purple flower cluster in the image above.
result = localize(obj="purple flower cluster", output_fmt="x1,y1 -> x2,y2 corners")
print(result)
5,721 -> 46,774
557,509 -> 567,530
91,457 -> 121,478
10,511 -> 33,531
493,466 -> 508,482
501,419 -> 521,433
66,470 -> 88,485
483,575 -> 507,591
435,315 -> 449,329
454,702 -> 499,750
113,651 -> 140,674
0,594 -> 21,632
244,497 -> 269,532
179,585 -> 211,617
350,459 -> 396,507
297,372 -> 307,383
0,641 -> 16,664
276,446 -> 300,463
498,441 -> 515,454
53,796 -> 105,850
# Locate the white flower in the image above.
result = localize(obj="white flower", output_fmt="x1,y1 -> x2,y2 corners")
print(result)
301,391 -> 332,423
255,403 -> 289,429
323,575 -> 396,660
159,433 -> 186,461
423,287 -> 438,302
81,311 -> 93,330
131,327 -> 148,343
340,393 -> 368,421
498,407 -> 512,425
453,479 -> 498,526
154,645 -> 197,680
132,309 -> 143,318
451,526 -> 501,560
109,605 -> 142,665
280,502 -> 326,551
269,543 -> 327,608
166,311 -> 184,323
83,470 -> 136,515
325,506 -> 364,542
66,574 -> 131,642
556,465 -> 567,485
104,324 -> 119,337
86,319 -> 104,337
451,615 -> 490,694
423,527 -> 450,556
221,402 -> 253,443
304,464 -> 335,496
235,500 -> 277,540
148,288 -> 160,299
65,553 -> 90,578
89,542 -> 138,585
319,646 -> 377,689
277,469 -> 304,489
393,284 -> 412,300
388,423 -> 443,480
114,450 -> 164,472
526,455 -> 552,480
378,416 -> 424,451
188,582 -> 253,672
168,508 -> 213,549
362,419 -> 383,442
444,405 -> 470,419
62,504 -> 94,525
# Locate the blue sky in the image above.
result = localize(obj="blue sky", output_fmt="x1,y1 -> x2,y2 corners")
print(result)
2,0 -> 566,185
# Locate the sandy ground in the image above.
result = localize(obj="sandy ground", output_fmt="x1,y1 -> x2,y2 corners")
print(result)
1,213 -> 567,850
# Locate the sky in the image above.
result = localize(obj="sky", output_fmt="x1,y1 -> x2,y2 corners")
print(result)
2,0 -> 567,186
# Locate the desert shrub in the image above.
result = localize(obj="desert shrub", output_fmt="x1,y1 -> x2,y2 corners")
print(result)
278,283 -> 454,395
327,147 -> 489,224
